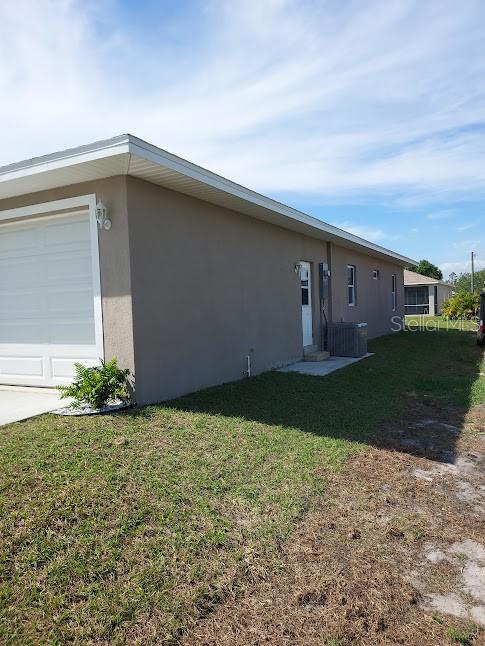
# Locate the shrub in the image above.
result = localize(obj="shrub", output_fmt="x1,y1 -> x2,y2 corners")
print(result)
441,292 -> 480,320
58,359 -> 131,410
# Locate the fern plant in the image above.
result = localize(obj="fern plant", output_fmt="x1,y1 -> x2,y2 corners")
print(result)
57,359 -> 131,410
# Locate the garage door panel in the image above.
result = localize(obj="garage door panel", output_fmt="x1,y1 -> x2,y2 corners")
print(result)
0,321 -> 44,344
0,256 -> 40,288
46,287 -> 94,315
0,356 -> 44,377
46,252 -> 92,283
0,289 -> 43,316
0,225 -> 37,254
47,320 -> 96,345
0,319 -> 95,345
0,209 -> 101,386
43,217 -> 91,248
51,357 -> 99,380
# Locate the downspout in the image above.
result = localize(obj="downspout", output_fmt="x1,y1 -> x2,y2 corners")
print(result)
318,242 -> 333,351
326,241 -> 333,323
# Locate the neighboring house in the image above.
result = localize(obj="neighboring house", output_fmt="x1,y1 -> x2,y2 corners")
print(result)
0,135 -> 415,404
404,270 -> 453,316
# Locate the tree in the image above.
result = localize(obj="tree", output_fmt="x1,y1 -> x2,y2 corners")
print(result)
407,259 -> 443,281
454,269 -> 485,294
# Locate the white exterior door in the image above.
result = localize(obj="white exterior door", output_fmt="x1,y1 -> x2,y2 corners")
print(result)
0,207 -> 102,386
300,261 -> 313,347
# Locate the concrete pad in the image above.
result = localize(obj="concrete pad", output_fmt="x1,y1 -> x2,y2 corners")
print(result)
0,386 -> 63,426
278,353 -> 374,377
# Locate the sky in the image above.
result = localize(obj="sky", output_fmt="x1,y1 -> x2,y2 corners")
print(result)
0,0 -> 484,278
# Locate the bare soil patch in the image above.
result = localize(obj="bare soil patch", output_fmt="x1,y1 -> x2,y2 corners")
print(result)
183,404 -> 485,645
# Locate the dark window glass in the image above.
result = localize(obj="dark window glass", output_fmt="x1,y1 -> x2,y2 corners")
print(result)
347,265 -> 356,304
405,286 -> 429,312
302,288 -> 309,305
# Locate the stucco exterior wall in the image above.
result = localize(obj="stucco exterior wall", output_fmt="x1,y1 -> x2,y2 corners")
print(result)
330,244 -> 405,337
0,174 -> 406,404
0,178 -> 135,378
126,176 -> 328,404
436,284 -> 453,314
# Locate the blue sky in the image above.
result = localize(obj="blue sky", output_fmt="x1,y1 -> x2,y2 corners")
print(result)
1,0 -> 484,276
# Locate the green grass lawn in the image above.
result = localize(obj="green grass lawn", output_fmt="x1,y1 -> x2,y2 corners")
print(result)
1,328 -> 484,644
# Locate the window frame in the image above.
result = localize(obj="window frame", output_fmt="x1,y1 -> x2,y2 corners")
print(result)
347,264 -> 357,306
300,263 -> 311,307
391,274 -> 397,311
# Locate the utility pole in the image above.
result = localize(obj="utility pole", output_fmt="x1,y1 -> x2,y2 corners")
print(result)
471,251 -> 475,293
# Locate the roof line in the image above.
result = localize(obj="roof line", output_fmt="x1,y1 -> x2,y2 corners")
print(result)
0,135 -> 130,177
0,134 -> 416,266
126,134 -> 415,265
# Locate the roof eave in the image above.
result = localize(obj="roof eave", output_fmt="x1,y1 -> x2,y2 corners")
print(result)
0,135 -> 131,180
126,135 -> 415,266
0,134 -> 417,267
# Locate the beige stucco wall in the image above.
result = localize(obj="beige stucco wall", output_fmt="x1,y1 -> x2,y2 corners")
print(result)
330,244 -> 405,337
0,178 -> 135,378
126,176 -> 329,404
0,174 -> 406,404
436,284 -> 453,314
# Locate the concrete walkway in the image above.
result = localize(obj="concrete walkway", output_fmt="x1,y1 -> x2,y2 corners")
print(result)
278,353 -> 373,377
0,386 -> 63,426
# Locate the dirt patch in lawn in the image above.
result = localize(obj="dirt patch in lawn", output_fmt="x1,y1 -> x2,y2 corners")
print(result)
183,404 -> 485,646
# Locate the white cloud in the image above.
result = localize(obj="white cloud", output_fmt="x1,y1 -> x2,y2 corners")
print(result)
452,238 -> 482,250
0,0 -> 485,207
330,221 -> 399,244
457,221 -> 480,231
427,211 -> 454,220
440,258 -> 485,276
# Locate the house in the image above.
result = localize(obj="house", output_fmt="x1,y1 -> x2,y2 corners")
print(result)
404,269 -> 453,316
0,135 -> 415,405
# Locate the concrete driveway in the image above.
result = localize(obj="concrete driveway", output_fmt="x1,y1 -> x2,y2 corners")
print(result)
0,386 -> 63,426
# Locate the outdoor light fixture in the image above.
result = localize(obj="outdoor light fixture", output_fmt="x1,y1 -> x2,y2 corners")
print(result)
294,262 -> 302,274
95,201 -> 112,231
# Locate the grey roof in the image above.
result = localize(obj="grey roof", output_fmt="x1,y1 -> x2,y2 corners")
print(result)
404,269 -> 452,287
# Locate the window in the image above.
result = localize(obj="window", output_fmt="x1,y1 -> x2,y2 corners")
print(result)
372,269 -> 379,280
301,286 -> 309,305
392,274 -> 397,311
405,286 -> 429,314
300,264 -> 310,306
347,264 -> 356,305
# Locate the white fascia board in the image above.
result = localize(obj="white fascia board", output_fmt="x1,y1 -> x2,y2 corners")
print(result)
0,136 -> 130,183
0,133 -> 416,266
405,280 -> 452,287
127,135 -> 416,266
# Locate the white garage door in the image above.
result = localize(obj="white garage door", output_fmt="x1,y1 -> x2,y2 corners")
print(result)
0,210 -> 102,386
